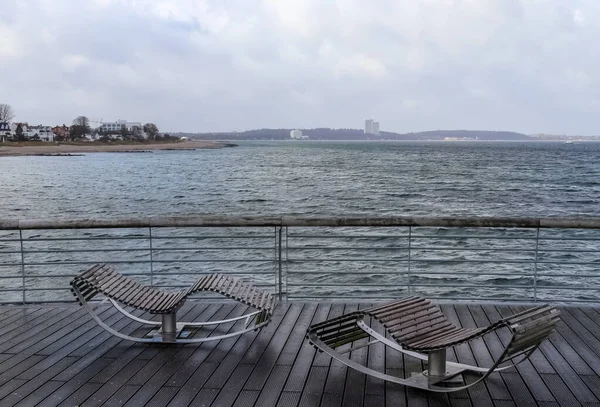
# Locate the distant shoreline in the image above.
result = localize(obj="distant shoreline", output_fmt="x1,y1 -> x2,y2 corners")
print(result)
0,141 -> 236,157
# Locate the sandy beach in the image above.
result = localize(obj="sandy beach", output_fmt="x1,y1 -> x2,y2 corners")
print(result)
0,141 -> 235,157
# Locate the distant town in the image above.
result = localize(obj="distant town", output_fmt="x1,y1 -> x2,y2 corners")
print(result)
174,119 -> 600,142
2,102 -> 598,144
0,104 -> 177,144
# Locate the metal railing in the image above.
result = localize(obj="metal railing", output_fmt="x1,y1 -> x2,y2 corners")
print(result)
1,216 -> 599,304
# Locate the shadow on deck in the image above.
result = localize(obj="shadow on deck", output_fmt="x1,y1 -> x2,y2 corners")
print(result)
0,301 -> 599,406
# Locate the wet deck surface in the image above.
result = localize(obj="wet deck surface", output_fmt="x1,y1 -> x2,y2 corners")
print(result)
0,301 -> 599,406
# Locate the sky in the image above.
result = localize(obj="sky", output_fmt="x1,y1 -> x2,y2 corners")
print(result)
1,0 -> 599,135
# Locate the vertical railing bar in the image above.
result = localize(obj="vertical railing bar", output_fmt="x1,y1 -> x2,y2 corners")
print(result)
273,226 -> 278,296
533,227 -> 540,303
149,227 -> 154,287
278,226 -> 283,301
285,226 -> 289,300
407,226 -> 412,295
19,229 -> 26,304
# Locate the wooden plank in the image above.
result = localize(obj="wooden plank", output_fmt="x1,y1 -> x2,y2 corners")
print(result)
207,304 -> 295,406
342,303 -> 371,407
236,303 -> 304,401
321,303 -> 358,407
559,307 -> 600,375
0,308 -> 27,324
0,308 -> 62,350
0,355 -> 46,388
441,305 -> 493,407
81,359 -> 148,407
57,383 -> 102,407
202,303 -> 290,390
455,304 -> 514,402
298,366 -> 328,407
277,391 -> 301,407
1,357 -> 76,405
0,379 -> 28,403
161,302 -> 266,405
0,308 -> 56,344
233,390 -> 260,407
494,305 -> 578,404
252,365 -> 292,407
144,387 -> 179,407
14,309 -> 126,383
385,309 -> 408,407
0,307 -> 44,334
89,304 -> 215,388
105,384 -> 140,406
122,304 -> 241,407
165,303 -> 248,385
540,309 -> 597,375
12,380 -> 65,407
26,306 -> 120,356
510,305 -> 599,404
0,307 -> 84,354
164,304 -> 257,406
208,364 -> 255,407
283,303 -> 332,390
37,358 -> 113,407
189,388 -> 220,406
243,303 -> 307,393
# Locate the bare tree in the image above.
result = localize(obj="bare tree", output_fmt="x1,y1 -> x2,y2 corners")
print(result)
71,116 -> 91,140
0,104 -> 15,122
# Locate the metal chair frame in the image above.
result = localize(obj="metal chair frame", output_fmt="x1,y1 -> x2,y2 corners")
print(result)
307,297 -> 560,392
71,264 -> 276,344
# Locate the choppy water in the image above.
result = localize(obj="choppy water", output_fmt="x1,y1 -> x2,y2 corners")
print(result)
1,141 -> 600,219
1,141 -> 599,302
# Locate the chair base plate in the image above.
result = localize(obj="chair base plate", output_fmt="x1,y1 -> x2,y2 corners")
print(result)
145,324 -> 200,343
411,370 -> 465,386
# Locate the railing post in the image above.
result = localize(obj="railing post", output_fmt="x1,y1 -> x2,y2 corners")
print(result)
533,227 -> 540,303
285,226 -> 289,300
19,229 -> 25,304
277,226 -> 284,301
149,227 -> 154,287
407,226 -> 412,295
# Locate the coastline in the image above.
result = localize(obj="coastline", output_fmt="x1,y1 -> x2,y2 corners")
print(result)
0,141 -> 235,157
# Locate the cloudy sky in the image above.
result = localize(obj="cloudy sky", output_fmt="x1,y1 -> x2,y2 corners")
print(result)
1,0 -> 598,135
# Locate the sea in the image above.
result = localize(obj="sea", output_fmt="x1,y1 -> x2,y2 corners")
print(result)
1,141 -> 599,302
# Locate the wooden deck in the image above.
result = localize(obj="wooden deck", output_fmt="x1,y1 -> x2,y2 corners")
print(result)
0,301 -> 599,407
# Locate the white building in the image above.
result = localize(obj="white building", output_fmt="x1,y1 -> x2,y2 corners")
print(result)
27,125 -> 55,142
364,119 -> 373,134
371,121 -> 380,136
290,129 -> 302,139
100,119 -> 142,133
364,118 -> 380,135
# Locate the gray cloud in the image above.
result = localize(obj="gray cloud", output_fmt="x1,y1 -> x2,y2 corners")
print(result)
1,0 -> 599,135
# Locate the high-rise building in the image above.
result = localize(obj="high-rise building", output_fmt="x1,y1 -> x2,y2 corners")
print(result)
364,119 -> 373,134
371,121 -> 380,136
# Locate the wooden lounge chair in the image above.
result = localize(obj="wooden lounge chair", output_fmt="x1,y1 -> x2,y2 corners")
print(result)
71,263 -> 276,343
307,296 -> 560,392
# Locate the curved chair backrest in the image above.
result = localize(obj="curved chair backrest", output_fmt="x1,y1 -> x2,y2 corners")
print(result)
500,305 -> 561,363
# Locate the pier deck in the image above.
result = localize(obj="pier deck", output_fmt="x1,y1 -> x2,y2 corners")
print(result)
0,301 -> 599,406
